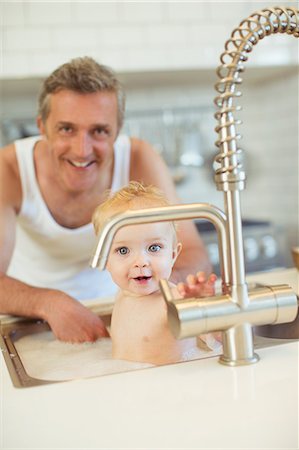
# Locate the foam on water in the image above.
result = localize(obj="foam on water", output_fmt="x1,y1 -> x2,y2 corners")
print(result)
14,330 -> 222,382
14,332 -> 153,381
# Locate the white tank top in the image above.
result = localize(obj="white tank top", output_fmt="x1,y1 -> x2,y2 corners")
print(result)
7,135 -> 131,301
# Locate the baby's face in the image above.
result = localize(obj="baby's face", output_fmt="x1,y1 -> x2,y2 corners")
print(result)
106,221 -> 180,296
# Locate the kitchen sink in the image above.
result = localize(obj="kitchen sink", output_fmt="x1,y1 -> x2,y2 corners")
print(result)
0,302 -> 115,388
0,301 -> 223,388
254,309 -> 299,340
0,299 -> 297,388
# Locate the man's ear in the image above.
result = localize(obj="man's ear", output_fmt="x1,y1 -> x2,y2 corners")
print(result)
37,116 -> 46,137
172,242 -> 182,267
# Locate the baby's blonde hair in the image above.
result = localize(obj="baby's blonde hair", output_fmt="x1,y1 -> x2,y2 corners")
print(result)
92,181 -> 175,235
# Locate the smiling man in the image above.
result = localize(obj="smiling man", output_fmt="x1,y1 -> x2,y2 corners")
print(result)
0,57 -> 211,343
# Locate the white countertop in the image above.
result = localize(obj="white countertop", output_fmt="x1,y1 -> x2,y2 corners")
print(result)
1,269 -> 298,449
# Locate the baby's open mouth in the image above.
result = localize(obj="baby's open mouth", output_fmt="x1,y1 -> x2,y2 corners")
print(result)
133,276 -> 152,281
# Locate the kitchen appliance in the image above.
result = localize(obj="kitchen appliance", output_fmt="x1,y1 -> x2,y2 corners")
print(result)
196,219 -> 289,275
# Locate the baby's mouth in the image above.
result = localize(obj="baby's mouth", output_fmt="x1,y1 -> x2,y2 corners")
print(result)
132,276 -> 152,283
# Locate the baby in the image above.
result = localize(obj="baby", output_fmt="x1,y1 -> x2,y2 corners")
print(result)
92,181 -> 218,365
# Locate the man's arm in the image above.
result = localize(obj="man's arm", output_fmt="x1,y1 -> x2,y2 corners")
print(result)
0,146 -> 107,342
0,274 -> 109,342
130,138 -> 212,282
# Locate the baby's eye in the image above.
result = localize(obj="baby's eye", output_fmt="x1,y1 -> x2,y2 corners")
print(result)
148,244 -> 162,253
117,247 -> 129,255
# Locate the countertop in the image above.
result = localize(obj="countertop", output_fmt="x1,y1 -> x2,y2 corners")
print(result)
1,269 -> 298,450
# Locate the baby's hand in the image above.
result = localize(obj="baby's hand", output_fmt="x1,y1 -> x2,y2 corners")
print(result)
177,272 -> 217,298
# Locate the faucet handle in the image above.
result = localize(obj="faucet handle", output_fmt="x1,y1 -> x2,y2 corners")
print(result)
159,279 -> 174,303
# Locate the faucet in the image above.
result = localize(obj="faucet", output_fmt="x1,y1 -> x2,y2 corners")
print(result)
90,6 -> 299,366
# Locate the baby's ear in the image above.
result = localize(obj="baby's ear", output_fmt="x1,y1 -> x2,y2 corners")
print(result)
172,242 -> 182,266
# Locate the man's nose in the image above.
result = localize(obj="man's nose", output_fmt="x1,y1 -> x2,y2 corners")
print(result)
75,132 -> 93,158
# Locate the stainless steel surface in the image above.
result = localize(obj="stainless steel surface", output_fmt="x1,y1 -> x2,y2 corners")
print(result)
0,304 -> 114,388
91,6 -> 299,367
90,203 -> 230,287
161,284 -> 297,334
124,105 -> 213,169
211,5 -> 299,364
196,220 -> 289,274
292,247 -> 299,270
255,297 -> 299,340
0,320 -> 57,388
1,309 -> 294,388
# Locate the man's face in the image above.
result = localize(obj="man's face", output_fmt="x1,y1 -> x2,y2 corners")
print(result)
38,89 -> 119,194
106,221 -> 181,297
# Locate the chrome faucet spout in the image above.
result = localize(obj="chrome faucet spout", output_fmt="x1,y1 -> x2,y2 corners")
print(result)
90,202 -> 229,285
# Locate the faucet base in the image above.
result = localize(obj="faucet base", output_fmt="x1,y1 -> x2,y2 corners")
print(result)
219,352 -> 260,367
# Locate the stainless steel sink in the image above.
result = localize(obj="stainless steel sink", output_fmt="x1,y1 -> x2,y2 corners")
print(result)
1,301 -> 297,388
0,303 -> 114,388
254,308 -> 299,340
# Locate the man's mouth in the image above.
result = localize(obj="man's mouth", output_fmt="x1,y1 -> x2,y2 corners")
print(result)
68,160 -> 95,168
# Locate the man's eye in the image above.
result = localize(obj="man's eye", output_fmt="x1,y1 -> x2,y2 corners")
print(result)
94,127 -> 108,136
117,247 -> 129,255
59,126 -> 73,134
148,244 -> 161,253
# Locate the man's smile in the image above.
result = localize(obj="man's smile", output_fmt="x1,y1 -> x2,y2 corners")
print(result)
66,159 -> 96,169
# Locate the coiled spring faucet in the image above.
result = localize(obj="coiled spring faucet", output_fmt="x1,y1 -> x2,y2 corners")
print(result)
91,6 -> 299,366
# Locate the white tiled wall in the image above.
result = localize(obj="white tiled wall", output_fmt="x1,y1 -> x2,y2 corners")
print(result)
0,0 -> 298,254
121,67 -> 298,255
241,71 -> 298,250
1,0 -> 298,77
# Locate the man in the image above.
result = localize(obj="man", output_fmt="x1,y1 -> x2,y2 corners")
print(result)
0,57 -> 211,343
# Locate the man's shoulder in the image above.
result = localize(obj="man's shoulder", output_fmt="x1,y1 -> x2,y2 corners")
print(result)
130,137 -> 159,167
0,142 -> 17,173
130,136 -> 152,154
129,137 -> 154,180
0,141 -> 16,153
0,142 -> 22,208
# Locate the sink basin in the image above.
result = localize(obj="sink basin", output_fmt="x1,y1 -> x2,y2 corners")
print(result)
1,285 -> 298,388
254,308 -> 299,339
247,269 -> 299,340
0,303 -> 222,388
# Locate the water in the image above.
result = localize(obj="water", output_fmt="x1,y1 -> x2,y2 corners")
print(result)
14,330 -> 222,382
14,332 -> 153,381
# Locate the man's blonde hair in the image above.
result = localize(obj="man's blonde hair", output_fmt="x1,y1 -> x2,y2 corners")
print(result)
92,181 -> 175,236
38,56 -> 125,132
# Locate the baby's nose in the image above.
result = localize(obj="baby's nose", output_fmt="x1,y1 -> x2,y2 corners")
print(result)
134,261 -> 149,268
134,254 -> 149,267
